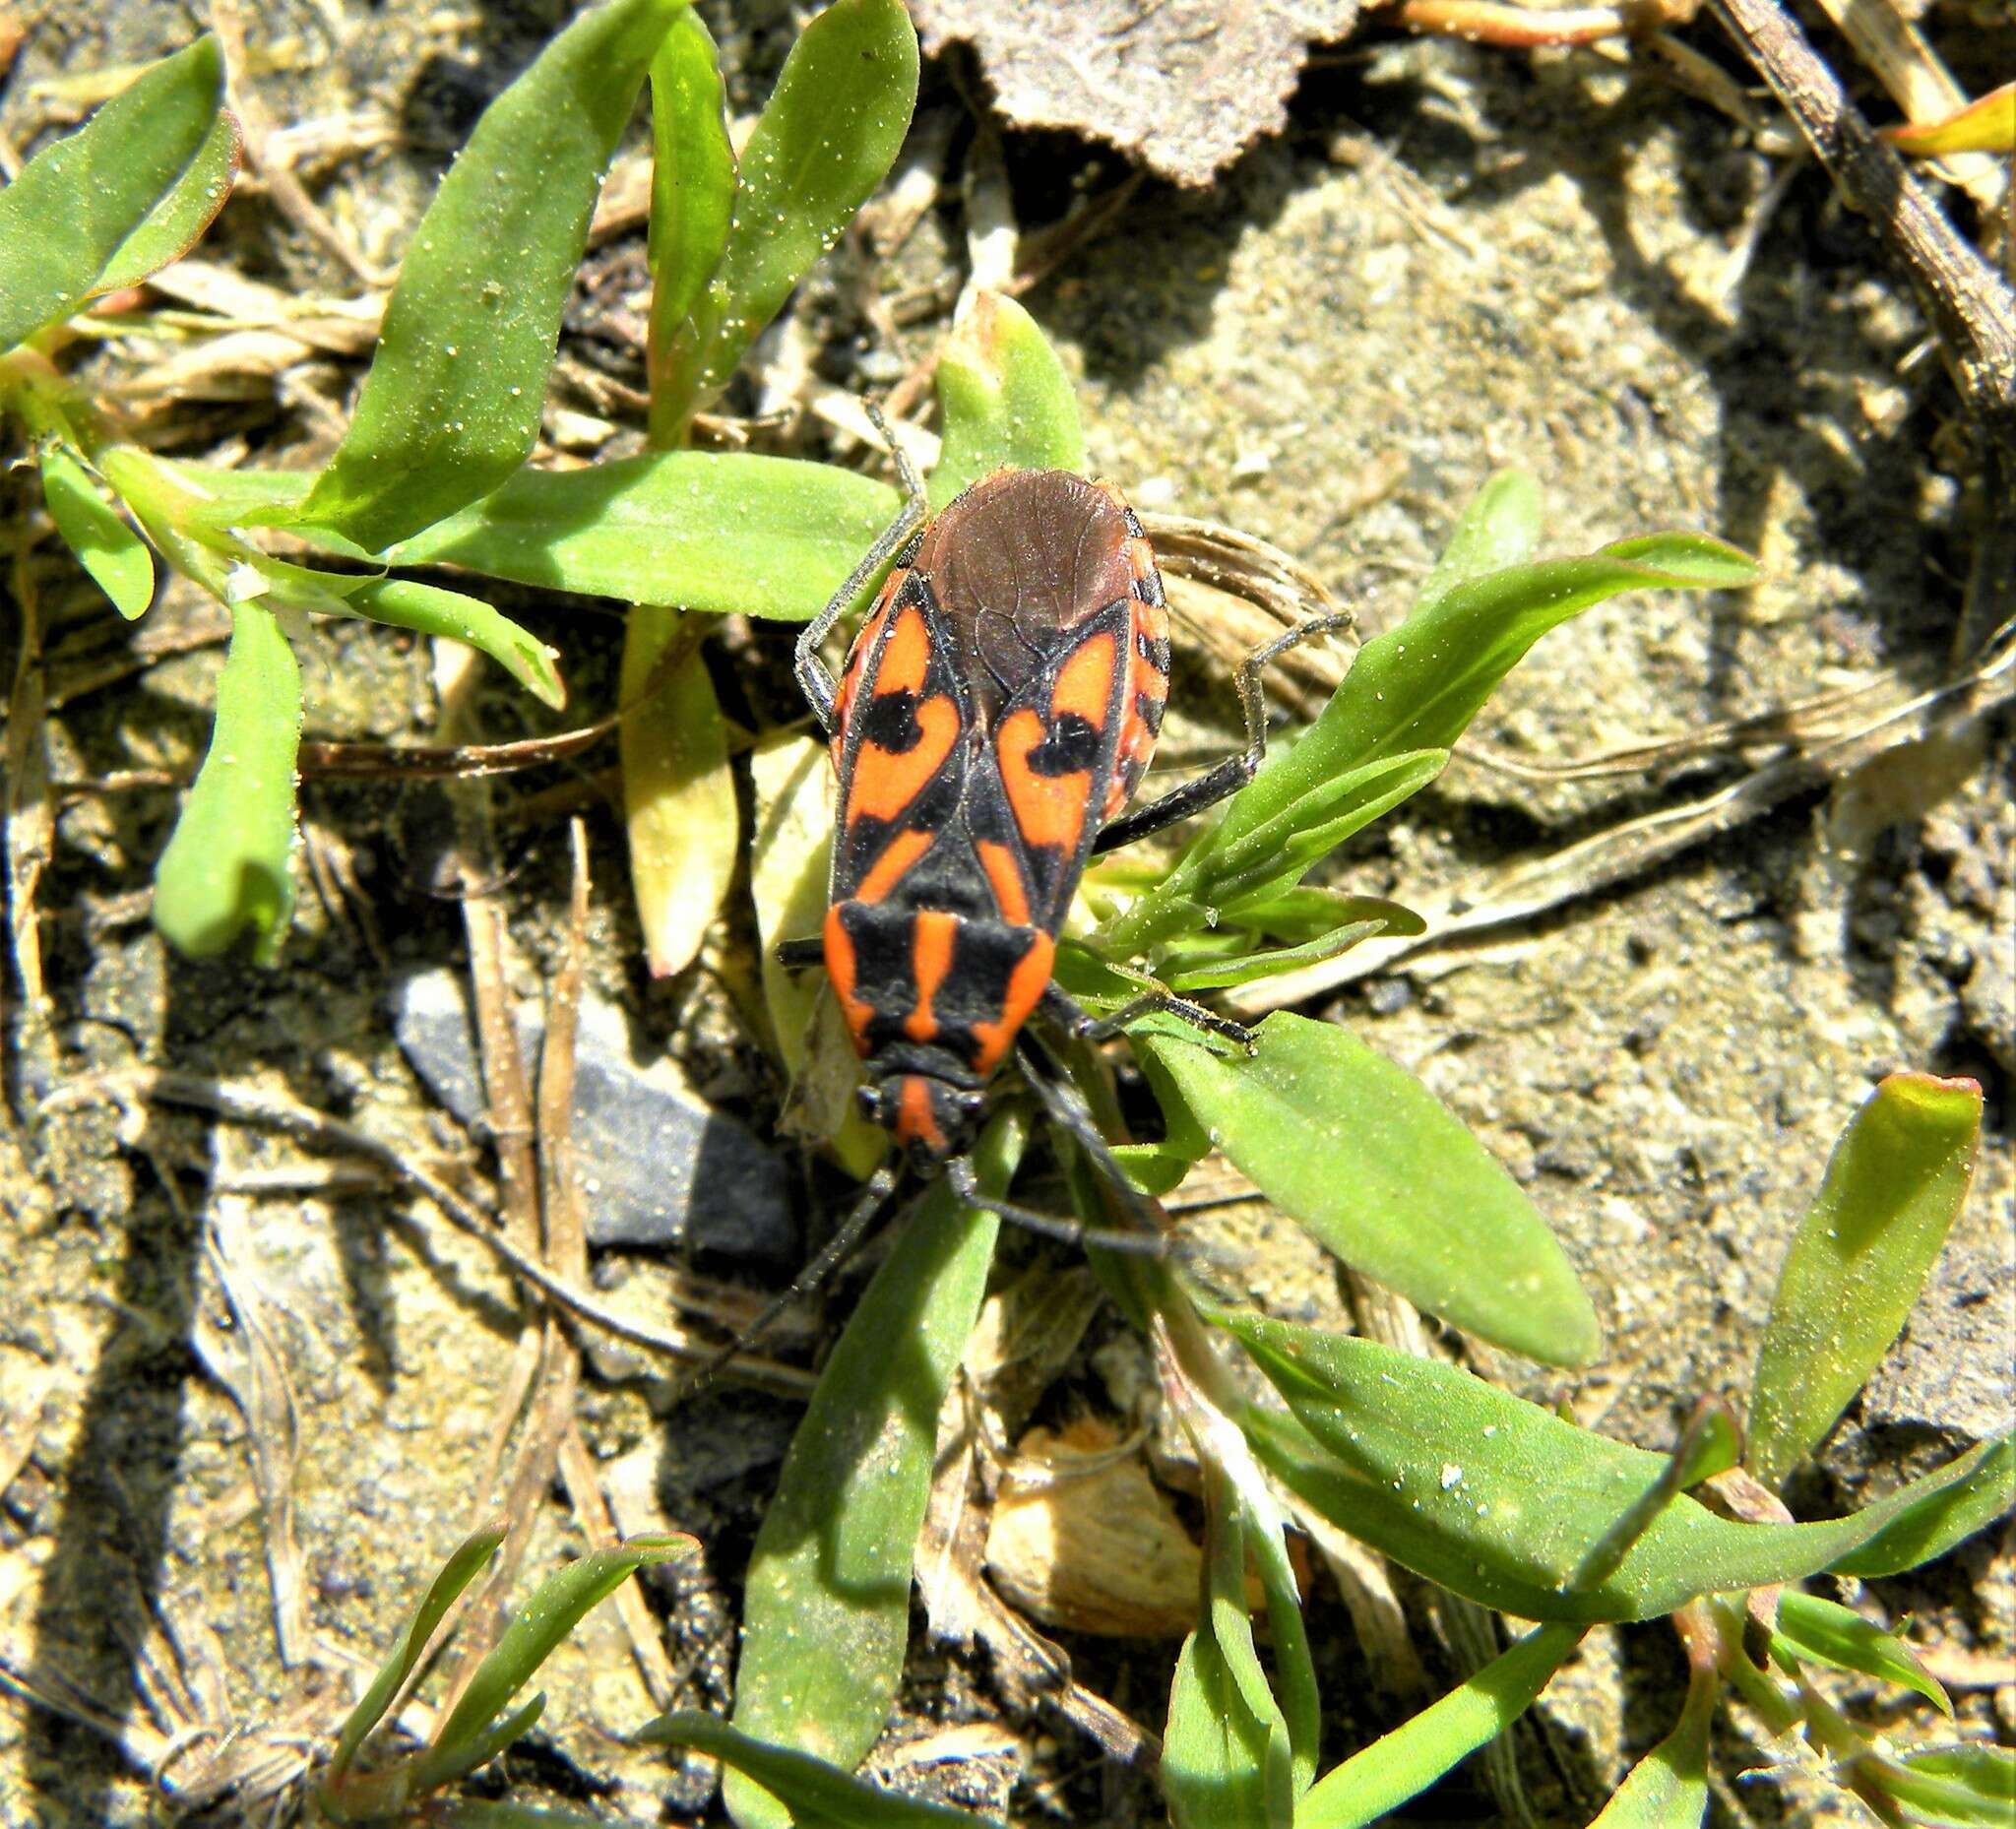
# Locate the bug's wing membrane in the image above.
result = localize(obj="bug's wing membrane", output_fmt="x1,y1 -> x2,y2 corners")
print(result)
831,578 -> 977,905
980,598 -> 1135,934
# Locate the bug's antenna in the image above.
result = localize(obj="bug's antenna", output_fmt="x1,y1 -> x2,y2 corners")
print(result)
676,1167 -> 900,1402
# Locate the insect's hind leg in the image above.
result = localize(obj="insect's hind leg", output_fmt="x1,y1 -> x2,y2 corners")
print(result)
944,1155 -> 1170,1259
675,1166 -> 899,1401
1092,611 -> 1354,853
794,400 -> 930,733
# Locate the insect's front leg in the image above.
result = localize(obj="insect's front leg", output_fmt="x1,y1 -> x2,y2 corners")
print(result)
794,401 -> 931,734
1039,980 -> 1256,1056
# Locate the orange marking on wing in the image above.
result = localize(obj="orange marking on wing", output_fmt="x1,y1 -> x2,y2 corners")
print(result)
969,931 -> 1056,1074
874,600 -> 933,698
895,1075 -> 945,1155
822,905 -> 874,1058
855,826 -> 933,905
1050,629 -> 1118,725
996,708 -> 1091,853
833,581 -> 902,768
905,910 -> 958,1043
847,693 -> 960,825
976,840 -> 1032,925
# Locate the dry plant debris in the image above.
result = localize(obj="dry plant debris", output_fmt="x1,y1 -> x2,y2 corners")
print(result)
912,0 -> 1361,186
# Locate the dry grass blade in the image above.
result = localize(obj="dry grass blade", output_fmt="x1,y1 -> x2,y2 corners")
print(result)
1803,0 -> 2008,226
197,1198 -> 312,1671
4,546 -> 55,1108
1228,615 -> 2016,1013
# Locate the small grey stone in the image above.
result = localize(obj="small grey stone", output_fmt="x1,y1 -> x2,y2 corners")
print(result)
1859,1240 -> 2016,1447
391,968 -> 794,1261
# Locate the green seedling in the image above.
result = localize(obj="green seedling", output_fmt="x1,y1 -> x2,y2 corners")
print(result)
316,1525 -> 693,1826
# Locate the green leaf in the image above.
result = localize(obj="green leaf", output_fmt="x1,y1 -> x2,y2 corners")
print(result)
726,1116 -> 1021,1829
1144,1013 -> 1599,1366
643,1712 -> 1000,1826
1869,1745 -> 2016,1829
94,105 -> 241,294
343,577 -> 563,708
39,441 -> 155,618
620,618 -> 734,978
662,0 -> 918,436
152,602 -> 301,964
327,1525 -> 506,1787
0,35 -> 225,351
292,0 -> 689,551
645,8 -> 736,444
417,1536 -> 694,1784
1104,503 -> 1759,954
1165,1474 -> 1294,1829
931,292 -> 1088,506
1748,1072 -> 1984,1489
1418,471 -> 1543,608
1294,1623 -> 1582,1829
1230,1312 -> 2015,1623
1770,1591 -> 1952,1716
1585,1666 -> 1713,1829
389,450 -> 901,618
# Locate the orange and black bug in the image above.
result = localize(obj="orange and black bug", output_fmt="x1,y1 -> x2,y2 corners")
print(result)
691,410 -> 1346,1383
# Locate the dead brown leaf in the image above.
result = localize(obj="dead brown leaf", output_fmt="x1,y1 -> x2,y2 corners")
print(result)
912,0 -> 1360,188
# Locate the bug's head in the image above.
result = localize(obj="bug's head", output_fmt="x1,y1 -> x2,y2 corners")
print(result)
860,1071 -> 987,1169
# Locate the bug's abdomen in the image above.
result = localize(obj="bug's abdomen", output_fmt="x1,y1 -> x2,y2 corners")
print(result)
823,901 -> 1054,1080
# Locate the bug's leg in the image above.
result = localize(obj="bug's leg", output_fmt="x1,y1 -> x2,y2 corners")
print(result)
944,1152 -> 1170,1259
774,935 -> 826,971
676,1166 -> 900,1401
794,401 -> 930,734
1093,611 -> 1354,852
1040,980 -> 1257,1057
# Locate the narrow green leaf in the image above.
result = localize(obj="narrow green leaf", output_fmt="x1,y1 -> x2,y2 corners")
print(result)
407,1693 -> 547,1796
1294,1623 -> 1582,1829
39,441 -> 155,618
1231,1313 -> 2014,1623
0,36 -> 225,350
1586,1666 -> 1714,1829
327,1526 -> 506,1786
1108,506 -> 1759,953
293,0 -> 689,550
1748,1073 -> 1984,1489
152,602 -> 301,964
1418,471 -> 1543,607
1868,1746 -> 2016,1829
931,292 -> 1088,506
620,618 -> 734,978
1166,1477 -> 1294,1829
94,106 -> 241,294
425,1536 -> 694,1762
433,1800 -> 648,1829
1144,1013 -> 1599,1366
344,577 -> 563,708
664,0 -> 918,434
389,450 -> 900,617
726,1116 -> 1021,1829
1207,889 -> 1426,947
1770,1592 -> 1952,1716
645,8 -> 736,443
643,1712 -> 1000,1826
